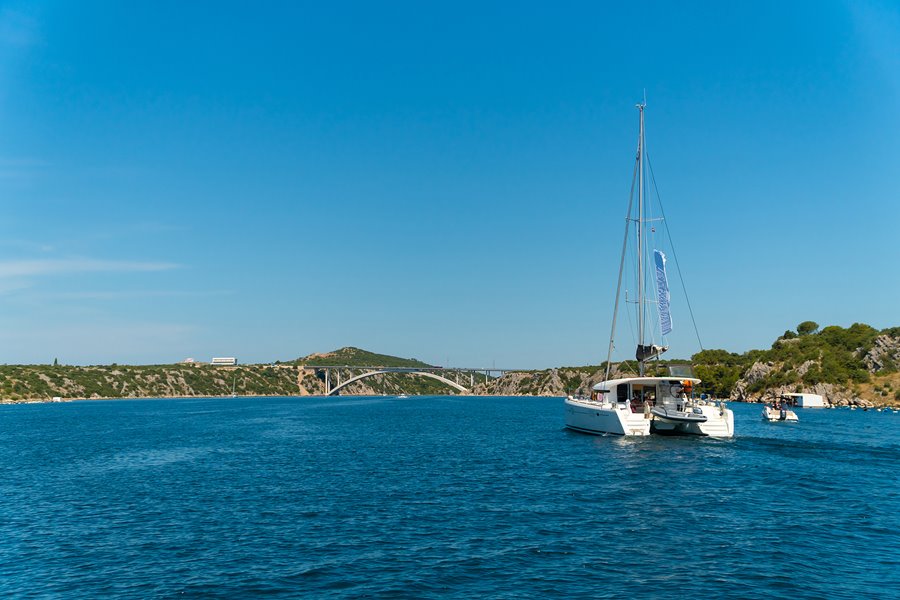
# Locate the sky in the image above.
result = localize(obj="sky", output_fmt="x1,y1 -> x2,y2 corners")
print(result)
0,0 -> 898,368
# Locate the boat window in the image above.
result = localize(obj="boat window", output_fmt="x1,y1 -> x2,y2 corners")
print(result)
630,385 -> 657,403
659,381 -> 681,402
617,384 -> 629,404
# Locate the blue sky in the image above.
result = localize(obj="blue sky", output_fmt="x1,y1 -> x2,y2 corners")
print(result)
1,1 -> 898,367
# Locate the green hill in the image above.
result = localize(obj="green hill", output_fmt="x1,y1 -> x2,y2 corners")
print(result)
0,347 -> 459,402
0,363 -> 301,402
294,347 -> 433,368
295,347 -> 490,396
2,330 -> 899,406
693,321 -> 900,406
471,321 -> 900,406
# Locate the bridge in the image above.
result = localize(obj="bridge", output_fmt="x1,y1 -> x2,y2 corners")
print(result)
304,365 -> 519,395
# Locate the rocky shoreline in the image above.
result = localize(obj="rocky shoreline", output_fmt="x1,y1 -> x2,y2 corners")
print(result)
4,330 -> 900,407
728,360 -> 870,407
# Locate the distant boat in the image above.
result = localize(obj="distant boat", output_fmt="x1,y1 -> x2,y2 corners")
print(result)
762,405 -> 799,422
781,392 -> 825,408
762,395 -> 800,422
564,102 -> 734,437
397,394 -> 409,399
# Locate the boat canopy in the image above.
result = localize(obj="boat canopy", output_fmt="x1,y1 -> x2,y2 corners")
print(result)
592,376 -> 701,391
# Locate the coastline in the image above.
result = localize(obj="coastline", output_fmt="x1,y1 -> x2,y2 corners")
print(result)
6,394 -> 897,410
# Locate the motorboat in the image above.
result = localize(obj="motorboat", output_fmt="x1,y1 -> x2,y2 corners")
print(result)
762,403 -> 799,422
564,101 -> 734,438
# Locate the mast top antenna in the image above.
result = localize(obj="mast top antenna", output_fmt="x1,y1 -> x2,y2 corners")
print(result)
637,90 -> 647,109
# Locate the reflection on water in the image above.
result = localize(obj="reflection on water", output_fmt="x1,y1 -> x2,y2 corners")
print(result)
96,446 -> 216,471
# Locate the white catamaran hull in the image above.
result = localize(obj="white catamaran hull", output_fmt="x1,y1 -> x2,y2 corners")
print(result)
650,404 -> 734,437
565,397 -> 651,436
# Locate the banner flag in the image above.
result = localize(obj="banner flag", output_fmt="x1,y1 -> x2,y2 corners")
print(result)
654,250 -> 673,336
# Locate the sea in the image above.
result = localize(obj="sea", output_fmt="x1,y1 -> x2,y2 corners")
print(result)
0,396 -> 898,599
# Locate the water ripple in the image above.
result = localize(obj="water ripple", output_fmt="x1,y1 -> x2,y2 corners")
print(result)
0,397 -> 898,598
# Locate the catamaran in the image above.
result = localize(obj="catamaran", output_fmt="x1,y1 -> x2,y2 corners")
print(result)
565,102 -> 734,437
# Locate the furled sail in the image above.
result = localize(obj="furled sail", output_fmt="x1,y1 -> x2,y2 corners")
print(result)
654,249 -> 672,335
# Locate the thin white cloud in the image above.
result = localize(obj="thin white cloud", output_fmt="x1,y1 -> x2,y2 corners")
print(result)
0,239 -> 54,252
0,279 -> 32,295
51,289 -> 233,300
0,258 -> 180,278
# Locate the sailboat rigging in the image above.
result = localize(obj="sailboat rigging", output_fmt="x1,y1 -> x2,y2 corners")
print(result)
565,102 -> 734,437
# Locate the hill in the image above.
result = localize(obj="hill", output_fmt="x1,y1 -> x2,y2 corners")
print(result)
717,322 -> 900,407
3,329 -> 899,406
0,363 -> 301,402
472,322 -> 900,407
294,347 -> 485,396
293,347 -> 432,368
0,347 -> 460,402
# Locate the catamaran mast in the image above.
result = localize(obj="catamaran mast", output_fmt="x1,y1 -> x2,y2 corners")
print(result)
637,102 -> 646,376
604,102 -> 645,382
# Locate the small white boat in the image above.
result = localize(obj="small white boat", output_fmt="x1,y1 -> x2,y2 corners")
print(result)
762,404 -> 799,422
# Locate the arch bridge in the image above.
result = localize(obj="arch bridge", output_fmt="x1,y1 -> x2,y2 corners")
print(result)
306,366 -> 515,396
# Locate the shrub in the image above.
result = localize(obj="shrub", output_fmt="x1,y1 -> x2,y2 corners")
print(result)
797,321 -> 819,336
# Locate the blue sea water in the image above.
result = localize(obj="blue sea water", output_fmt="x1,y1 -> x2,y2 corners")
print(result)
0,396 -> 898,599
